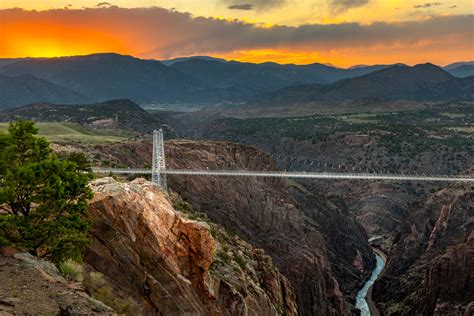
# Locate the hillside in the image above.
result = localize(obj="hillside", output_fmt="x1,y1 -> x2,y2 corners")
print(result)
0,53 -> 206,104
373,178 -> 473,314
448,64 -> 474,78
0,74 -> 88,108
251,63 -> 473,105
0,99 -> 159,133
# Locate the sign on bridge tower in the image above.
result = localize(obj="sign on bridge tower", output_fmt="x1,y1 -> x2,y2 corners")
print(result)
152,129 -> 167,190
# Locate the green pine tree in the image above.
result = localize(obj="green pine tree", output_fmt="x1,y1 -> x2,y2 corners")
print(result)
0,121 -> 93,264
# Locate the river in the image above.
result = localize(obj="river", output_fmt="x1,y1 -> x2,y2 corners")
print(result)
355,251 -> 385,315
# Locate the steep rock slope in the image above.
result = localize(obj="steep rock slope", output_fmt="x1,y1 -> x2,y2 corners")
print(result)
163,140 -> 374,315
372,180 -> 474,315
86,177 -> 297,315
81,139 -> 375,314
289,186 -> 374,301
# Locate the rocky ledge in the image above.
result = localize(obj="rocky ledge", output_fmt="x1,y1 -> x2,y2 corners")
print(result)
85,177 -> 297,315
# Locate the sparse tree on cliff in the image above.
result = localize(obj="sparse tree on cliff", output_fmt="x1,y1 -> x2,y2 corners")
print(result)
0,121 -> 93,264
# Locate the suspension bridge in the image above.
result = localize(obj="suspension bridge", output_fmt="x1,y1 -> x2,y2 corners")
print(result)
92,130 -> 474,189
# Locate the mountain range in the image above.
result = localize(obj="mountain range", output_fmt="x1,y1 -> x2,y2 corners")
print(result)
0,73 -> 89,108
0,53 -> 472,109
252,63 -> 473,105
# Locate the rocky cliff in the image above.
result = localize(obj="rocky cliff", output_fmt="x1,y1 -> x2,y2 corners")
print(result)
86,177 -> 297,315
372,180 -> 474,315
163,140 -> 374,315
71,138 -> 374,314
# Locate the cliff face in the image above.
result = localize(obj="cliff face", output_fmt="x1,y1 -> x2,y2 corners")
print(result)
289,186 -> 375,302
86,177 -> 297,315
373,181 -> 474,315
164,140 -> 374,315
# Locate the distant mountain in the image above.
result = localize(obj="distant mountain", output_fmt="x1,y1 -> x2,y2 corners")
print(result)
253,64 -> 473,105
0,54 -> 471,107
170,59 -> 398,91
160,56 -> 228,66
0,58 -> 28,68
0,99 -> 159,132
0,53 -> 403,107
0,53 -> 207,104
446,65 -> 474,78
0,74 -> 88,108
443,61 -> 474,71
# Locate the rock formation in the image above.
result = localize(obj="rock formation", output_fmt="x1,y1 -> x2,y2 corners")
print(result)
86,177 -> 297,315
373,180 -> 473,315
164,140 -> 374,315
88,139 -> 375,314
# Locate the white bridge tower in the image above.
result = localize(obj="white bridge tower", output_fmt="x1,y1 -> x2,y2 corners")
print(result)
152,129 -> 167,190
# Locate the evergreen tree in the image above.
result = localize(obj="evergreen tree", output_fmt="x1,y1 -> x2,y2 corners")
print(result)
0,121 -> 93,264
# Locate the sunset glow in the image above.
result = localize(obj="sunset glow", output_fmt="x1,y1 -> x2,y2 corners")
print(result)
0,1 -> 472,66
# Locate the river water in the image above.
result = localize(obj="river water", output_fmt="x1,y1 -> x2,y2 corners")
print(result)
355,252 -> 385,315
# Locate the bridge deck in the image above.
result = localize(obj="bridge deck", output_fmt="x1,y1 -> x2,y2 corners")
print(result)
92,168 -> 474,183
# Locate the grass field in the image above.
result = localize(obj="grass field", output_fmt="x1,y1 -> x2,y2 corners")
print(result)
0,122 -> 128,144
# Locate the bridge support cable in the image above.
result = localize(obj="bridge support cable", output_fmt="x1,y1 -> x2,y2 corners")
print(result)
92,168 -> 474,183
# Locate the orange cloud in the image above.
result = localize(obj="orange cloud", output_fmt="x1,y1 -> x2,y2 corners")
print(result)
0,7 -> 472,67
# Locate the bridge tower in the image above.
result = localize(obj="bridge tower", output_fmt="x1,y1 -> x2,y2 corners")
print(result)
152,129 -> 167,190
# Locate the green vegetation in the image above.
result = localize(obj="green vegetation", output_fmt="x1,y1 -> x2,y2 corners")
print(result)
220,103 -> 473,152
0,121 -> 93,264
83,271 -> 136,315
60,259 -> 84,282
205,102 -> 473,176
0,122 -> 128,144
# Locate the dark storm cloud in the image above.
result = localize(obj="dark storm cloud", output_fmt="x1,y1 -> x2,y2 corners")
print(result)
328,0 -> 369,14
228,4 -> 254,10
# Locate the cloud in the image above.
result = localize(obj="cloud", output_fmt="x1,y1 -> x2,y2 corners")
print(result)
328,0 -> 369,14
413,2 -> 443,9
223,0 -> 286,11
228,4 -> 254,10
96,2 -> 112,7
1,7 -> 471,63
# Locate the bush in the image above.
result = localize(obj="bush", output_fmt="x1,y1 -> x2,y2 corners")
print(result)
0,121 -> 92,264
83,271 -> 136,315
60,259 -> 84,282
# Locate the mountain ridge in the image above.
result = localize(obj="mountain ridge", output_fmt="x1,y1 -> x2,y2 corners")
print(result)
0,73 -> 89,108
249,63 -> 473,106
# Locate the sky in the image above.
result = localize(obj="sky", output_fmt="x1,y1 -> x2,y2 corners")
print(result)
0,0 -> 473,67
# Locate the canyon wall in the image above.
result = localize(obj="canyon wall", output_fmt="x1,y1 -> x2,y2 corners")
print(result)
373,180 -> 473,315
86,177 -> 297,315
165,140 -> 374,314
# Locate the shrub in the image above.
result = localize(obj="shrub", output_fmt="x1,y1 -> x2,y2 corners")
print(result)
84,271 -> 136,315
60,259 -> 84,282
